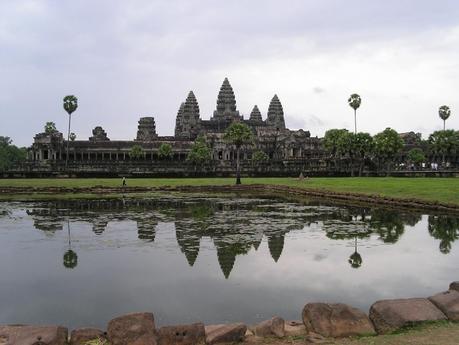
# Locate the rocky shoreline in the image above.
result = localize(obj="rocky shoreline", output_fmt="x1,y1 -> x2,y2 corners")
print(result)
1,183 -> 459,213
1,281 -> 458,344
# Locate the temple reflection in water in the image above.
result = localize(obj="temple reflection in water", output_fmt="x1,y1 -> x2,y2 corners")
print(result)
22,194 -> 459,277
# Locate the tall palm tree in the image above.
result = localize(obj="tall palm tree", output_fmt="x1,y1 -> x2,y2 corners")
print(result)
63,95 -> 78,168
223,122 -> 253,185
348,94 -> 361,134
439,105 -> 451,131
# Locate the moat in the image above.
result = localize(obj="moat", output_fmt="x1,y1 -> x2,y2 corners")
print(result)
0,193 -> 458,329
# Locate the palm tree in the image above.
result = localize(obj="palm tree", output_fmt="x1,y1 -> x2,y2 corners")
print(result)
63,95 -> 78,168
223,122 -> 253,184
439,105 -> 451,131
348,94 -> 361,134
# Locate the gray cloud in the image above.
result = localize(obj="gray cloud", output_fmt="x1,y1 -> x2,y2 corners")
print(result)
1,1 -> 459,146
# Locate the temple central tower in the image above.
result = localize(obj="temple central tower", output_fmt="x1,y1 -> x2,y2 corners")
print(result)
212,78 -> 242,121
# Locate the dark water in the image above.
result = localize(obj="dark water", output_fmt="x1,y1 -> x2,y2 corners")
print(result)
0,193 -> 458,329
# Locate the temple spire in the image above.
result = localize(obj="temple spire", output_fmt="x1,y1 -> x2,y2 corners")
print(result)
249,105 -> 262,122
212,78 -> 241,121
266,94 -> 285,130
175,90 -> 201,139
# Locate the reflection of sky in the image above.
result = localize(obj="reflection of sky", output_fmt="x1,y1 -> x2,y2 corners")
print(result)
0,204 -> 457,329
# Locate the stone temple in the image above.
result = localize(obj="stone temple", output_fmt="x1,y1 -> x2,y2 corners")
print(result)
27,78 -> 326,176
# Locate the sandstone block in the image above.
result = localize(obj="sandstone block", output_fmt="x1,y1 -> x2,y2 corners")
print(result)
250,317 -> 285,337
70,328 -> 107,345
429,290 -> 459,321
369,298 -> 447,334
284,320 -> 306,337
205,323 -> 246,344
302,303 -> 375,338
450,281 -> 459,292
107,312 -> 157,345
158,323 -> 205,345
0,325 -> 68,345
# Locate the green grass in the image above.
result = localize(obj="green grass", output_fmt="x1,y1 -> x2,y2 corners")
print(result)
0,177 -> 458,205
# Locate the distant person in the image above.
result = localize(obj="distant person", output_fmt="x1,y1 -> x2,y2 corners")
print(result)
122,177 -> 126,187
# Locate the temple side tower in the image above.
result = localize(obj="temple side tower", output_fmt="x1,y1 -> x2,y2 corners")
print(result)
212,78 -> 241,121
136,117 -> 157,141
175,91 -> 200,139
249,105 -> 263,122
174,102 -> 185,137
266,95 -> 285,130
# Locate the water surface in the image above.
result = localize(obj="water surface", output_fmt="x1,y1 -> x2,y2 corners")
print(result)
0,193 -> 458,328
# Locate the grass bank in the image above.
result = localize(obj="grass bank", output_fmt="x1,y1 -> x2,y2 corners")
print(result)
0,177 -> 458,206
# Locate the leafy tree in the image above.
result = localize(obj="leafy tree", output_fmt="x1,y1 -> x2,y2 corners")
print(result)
129,144 -> 143,160
351,132 -> 374,176
348,93 -> 361,134
373,128 -> 404,174
407,148 -> 425,167
44,122 -> 58,134
323,129 -> 350,171
428,130 -> 459,165
439,105 -> 451,131
0,137 -> 27,171
63,95 -> 78,168
223,122 -> 253,185
251,150 -> 269,163
158,142 -> 173,159
69,132 -> 76,141
187,136 -> 211,164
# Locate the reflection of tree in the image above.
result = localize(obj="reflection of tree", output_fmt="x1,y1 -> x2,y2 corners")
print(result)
63,249 -> 78,269
63,220 -> 78,269
369,210 -> 421,243
348,238 -> 362,269
428,215 -> 459,254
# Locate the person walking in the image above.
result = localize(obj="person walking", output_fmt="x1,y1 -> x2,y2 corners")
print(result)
122,177 -> 126,187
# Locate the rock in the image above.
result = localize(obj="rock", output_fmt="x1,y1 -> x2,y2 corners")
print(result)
250,317 -> 285,337
369,298 -> 447,334
0,325 -> 68,345
302,303 -> 375,338
107,312 -> 157,345
429,290 -> 459,321
284,320 -> 306,337
158,323 -> 205,345
450,281 -> 459,292
70,328 -> 107,345
205,323 -> 247,344
305,332 -> 332,344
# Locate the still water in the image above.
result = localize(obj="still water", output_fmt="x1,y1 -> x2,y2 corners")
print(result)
0,193 -> 458,329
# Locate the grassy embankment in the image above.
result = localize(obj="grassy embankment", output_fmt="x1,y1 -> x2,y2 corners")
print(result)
0,177 -> 458,205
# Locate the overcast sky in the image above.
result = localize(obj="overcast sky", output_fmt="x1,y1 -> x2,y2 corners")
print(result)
2,0 -> 459,146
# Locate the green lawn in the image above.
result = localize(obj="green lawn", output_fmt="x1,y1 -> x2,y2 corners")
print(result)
1,177 -> 458,205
